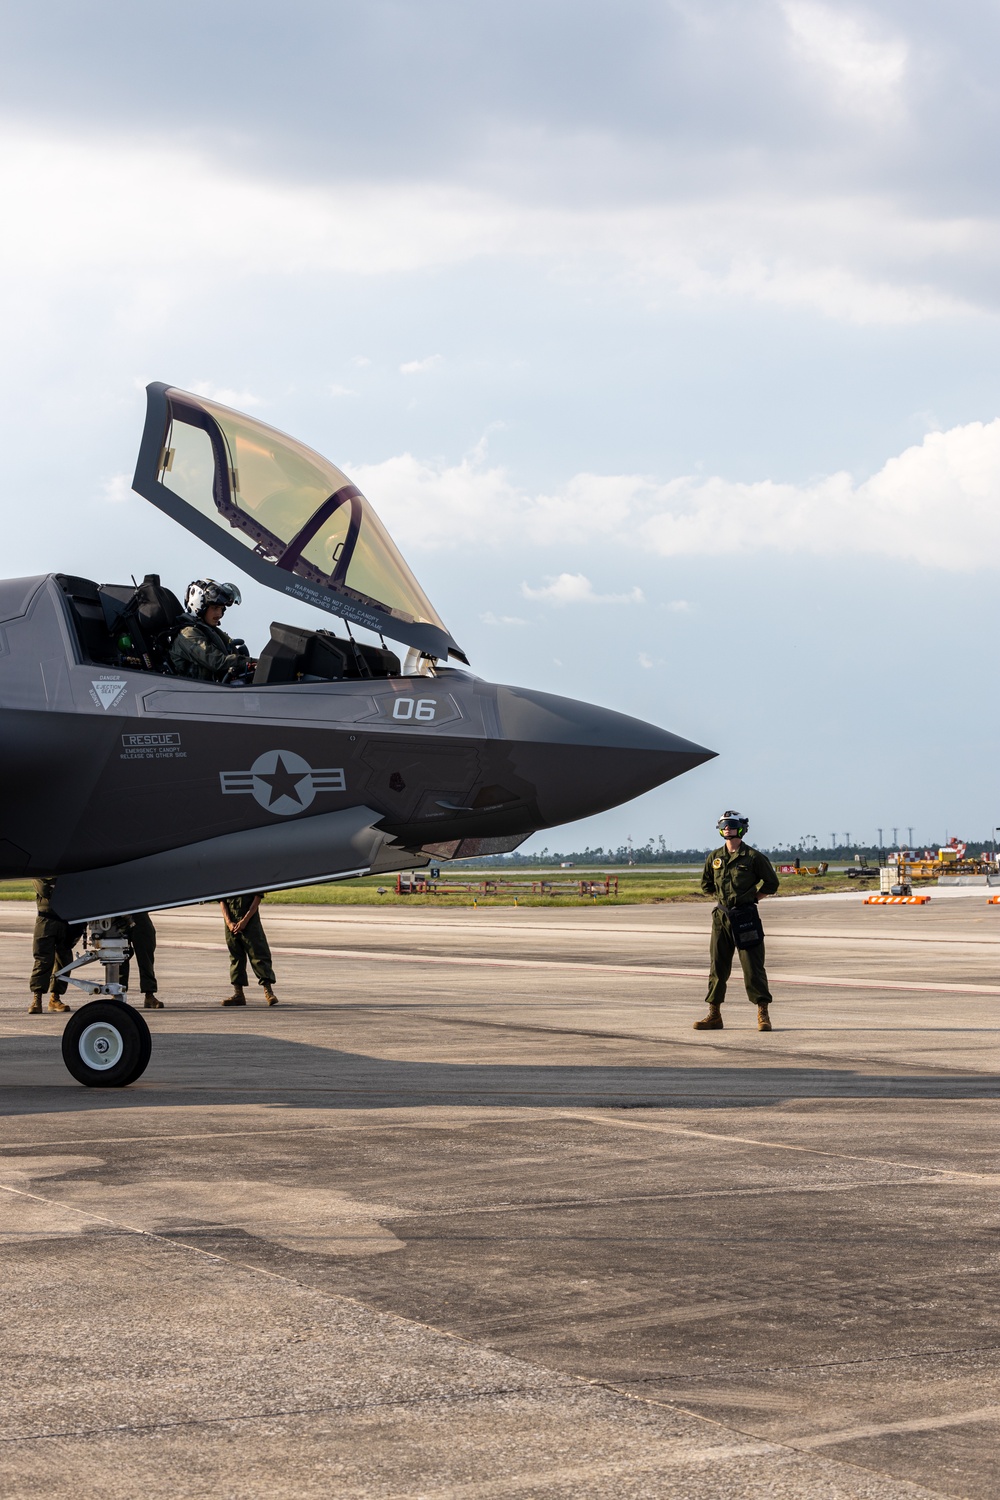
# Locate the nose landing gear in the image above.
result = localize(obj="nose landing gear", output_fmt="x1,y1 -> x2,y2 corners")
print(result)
54,919 -> 152,1088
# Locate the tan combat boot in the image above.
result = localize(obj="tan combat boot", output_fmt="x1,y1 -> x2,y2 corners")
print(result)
757,1004 -> 772,1031
28,994 -> 43,1014
48,996 -> 70,1013
693,1004 -> 724,1030
264,988 -> 279,1006
222,988 -> 247,1006
144,993 -> 164,1009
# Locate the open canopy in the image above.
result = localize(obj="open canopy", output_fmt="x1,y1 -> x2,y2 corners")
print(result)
132,383 -> 465,661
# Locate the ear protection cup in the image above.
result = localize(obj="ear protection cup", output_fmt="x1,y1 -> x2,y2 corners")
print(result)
184,579 -> 243,617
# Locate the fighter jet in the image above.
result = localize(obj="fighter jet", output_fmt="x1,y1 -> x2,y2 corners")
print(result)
0,384 -> 714,1085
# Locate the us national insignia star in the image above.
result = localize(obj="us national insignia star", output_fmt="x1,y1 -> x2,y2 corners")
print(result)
219,749 -> 346,816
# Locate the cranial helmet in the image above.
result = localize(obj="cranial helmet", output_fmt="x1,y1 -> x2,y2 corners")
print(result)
184,579 -> 242,618
717,810 -> 748,838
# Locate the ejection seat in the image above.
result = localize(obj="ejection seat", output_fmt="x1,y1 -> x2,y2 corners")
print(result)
96,574 -> 185,673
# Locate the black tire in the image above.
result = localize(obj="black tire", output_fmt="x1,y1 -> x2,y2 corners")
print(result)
61,1000 -> 152,1088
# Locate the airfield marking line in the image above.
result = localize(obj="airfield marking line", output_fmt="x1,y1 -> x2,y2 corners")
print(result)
120,937 -> 1000,997
8,914 -> 1000,953
128,912 -> 1000,949
786,1404 -> 1000,1448
352,1443 -> 784,1497
585,1387 -> 988,1500
562,1111 -> 1000,1182
0,1111 -> 553,1151
387,1010 -> 1000,1075
166,907 -> 1000,945
6,906 -> 1000,948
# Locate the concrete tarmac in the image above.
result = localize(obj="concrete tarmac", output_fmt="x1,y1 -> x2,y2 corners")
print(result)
0,894 -> 998,1499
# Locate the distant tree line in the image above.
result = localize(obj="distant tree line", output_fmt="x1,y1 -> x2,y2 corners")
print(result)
454,836 -> 1000,867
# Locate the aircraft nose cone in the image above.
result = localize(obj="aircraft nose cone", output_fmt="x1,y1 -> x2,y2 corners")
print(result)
494,684 -> 715,827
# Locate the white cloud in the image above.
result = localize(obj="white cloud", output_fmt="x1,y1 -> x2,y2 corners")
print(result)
102,473 -> 133,504
352,453 -> 652,551
0,125 -> 984,329
354,417 -> 1000,572
638,419 -> 1000,569
399,355 -> 444,375
480,611 -> 528,625
638,651 -> 655,669
329,384 -> 357,397
522,573 -> 644,605
784,2 -> 908,120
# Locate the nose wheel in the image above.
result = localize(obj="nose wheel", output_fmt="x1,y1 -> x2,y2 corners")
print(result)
61,1000 -> 152,1088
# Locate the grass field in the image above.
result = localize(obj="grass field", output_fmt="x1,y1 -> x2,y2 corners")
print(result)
0,867 -> 879,908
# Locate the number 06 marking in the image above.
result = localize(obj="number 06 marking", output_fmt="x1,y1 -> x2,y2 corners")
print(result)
393,697 -> 437,721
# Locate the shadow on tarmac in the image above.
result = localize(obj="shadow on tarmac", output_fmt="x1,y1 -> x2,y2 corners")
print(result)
0,1031 -> 997,1115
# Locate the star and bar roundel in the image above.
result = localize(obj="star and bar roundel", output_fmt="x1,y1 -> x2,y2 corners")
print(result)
220,750 -> 346,817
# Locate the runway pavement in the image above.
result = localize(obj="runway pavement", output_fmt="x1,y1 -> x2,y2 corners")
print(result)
0,893 -> 998,1498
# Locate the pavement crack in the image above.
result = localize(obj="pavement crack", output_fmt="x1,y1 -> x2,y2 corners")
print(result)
379,1177 -> 943,1224
0,1385 -> 540,1446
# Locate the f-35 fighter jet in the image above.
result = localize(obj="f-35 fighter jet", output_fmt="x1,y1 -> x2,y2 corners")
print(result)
0,384 -> 714,1084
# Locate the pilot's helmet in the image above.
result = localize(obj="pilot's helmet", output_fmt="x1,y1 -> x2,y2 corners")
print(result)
716,810 -> 748,838
185,579 -> 242,618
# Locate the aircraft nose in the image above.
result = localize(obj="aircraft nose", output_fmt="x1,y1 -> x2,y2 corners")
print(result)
494,684 -> 715,827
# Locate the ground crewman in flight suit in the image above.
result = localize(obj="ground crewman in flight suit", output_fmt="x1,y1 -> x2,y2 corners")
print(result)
120,912 -> 163,1008
695,811 -> 779,1032
169,580 -> 253,682
220,893 -> 279,1006
28,878 -> 81,1013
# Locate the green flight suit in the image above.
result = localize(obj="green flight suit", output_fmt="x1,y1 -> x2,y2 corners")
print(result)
222,894 -> 275,989
121,912 -> 158,996
30,879 -> 83,998
169,617 -> 246,682
701,844 -> 780,1008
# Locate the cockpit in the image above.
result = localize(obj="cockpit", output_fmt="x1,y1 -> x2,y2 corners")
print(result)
56,573 -> 408,684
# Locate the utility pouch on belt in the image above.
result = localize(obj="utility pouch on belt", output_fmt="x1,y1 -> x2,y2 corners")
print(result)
727,904 -> 764,949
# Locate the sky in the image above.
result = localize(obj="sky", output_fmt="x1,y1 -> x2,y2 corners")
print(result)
2,0 -> 1000,853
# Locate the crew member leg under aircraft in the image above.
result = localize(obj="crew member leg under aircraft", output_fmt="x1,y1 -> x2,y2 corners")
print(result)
29,879 -> 81,1014
169,579 -> 255,683
120,912 -> 163,1009
220,894 -> 279,1007
695,811 -> 779,1032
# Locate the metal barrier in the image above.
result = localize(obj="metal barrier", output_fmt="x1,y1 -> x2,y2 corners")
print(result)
396,872 -> 619,897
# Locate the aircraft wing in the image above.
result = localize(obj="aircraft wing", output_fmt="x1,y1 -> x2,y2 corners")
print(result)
51,804 -> 425,923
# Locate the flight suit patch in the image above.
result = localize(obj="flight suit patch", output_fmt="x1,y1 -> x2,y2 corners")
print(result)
712,858 -> 722,868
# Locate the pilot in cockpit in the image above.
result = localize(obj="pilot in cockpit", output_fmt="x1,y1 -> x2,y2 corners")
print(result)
169,579 -> 255,683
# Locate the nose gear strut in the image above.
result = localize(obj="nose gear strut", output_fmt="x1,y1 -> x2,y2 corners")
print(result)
54,918 -> 132,1000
